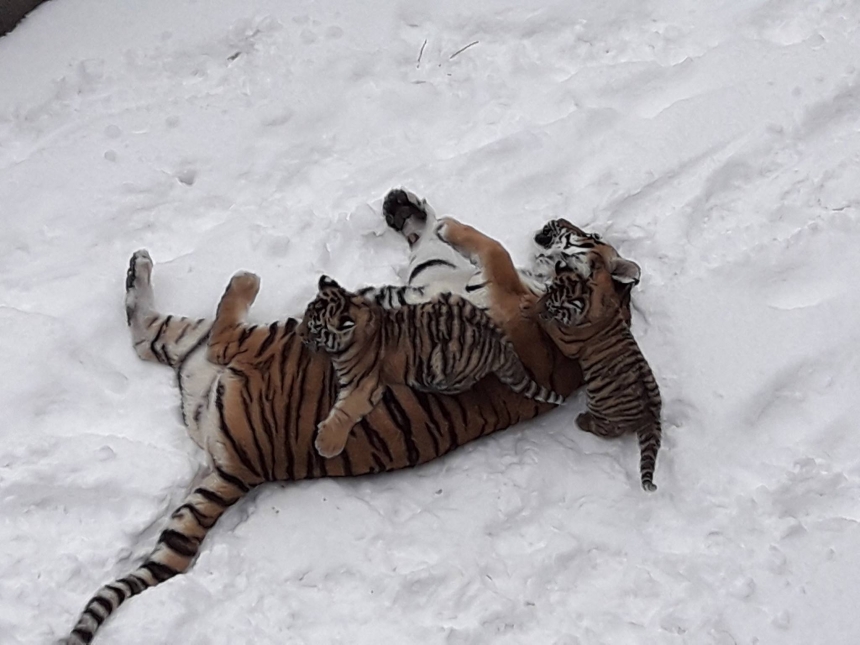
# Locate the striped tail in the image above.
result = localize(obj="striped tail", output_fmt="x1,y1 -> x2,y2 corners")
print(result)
516,378 -> 565,405
637,425 -> 661,492
495,360 -> 564,406
63,470 -> 250,644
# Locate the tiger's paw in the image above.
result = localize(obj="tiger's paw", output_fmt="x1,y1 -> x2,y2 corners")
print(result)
434,216 -> 459,243
435,217 -> 478,262
315,422 -> 349,458
519,293 -> 540,319
575,412 -> 595,433
126,249 -> 153,292
383,188 -> 430,245
228,271 -> 261,305
125,249 -> 155,325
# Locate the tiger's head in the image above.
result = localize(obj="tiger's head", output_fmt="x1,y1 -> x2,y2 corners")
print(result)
531,253 -> 626,340
297,276 -> 373,353
532,218 -> 640,283
532,218 -> 640,324
534,218 -> 601,253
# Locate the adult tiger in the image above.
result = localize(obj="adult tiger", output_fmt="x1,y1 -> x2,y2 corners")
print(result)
61,190 -> 637,644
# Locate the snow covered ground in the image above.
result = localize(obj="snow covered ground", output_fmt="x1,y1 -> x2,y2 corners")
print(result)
1,0 -> 859,643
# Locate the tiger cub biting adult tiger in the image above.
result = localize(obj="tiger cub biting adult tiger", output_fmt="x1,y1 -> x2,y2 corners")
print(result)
434,216 -> 659,490
287,274 -> 564,458
526,256 -> 663,491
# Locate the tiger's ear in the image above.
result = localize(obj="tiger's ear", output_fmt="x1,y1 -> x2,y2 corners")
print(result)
608,257 -> 641,285
318,275 -> 341,291
554,260 -> 573,276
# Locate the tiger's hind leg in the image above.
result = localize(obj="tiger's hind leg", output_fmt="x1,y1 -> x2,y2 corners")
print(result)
125,249 -> 158,360
207,271 -> 260,365
125,250 -> 213,368
124,250 -> 218,447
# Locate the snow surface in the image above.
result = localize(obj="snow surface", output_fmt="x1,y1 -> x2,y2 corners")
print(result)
2,0 -> 860,643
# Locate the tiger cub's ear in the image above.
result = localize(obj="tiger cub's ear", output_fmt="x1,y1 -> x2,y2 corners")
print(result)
318,275 -> 342,291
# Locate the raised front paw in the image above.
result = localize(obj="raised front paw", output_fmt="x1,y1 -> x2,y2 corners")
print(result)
228,271 -> 261,304
519,293 -> 540,319
315,420 -> 349,458
435,216 -> 466,245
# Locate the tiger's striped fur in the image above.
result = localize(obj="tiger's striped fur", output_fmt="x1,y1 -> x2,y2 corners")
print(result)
359,188 -> 641,314
62,189 -> 638,643
530,256 -> 662,492
294,275 -> 564,457
62,244 -> 582,644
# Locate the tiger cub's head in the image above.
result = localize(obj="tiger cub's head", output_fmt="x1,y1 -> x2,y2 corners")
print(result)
531,253 -> 625,339
297,276 -> 373,353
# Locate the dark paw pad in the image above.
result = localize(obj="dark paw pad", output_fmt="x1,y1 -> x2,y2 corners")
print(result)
382,188 -> 427,232
126,250 -> 152,290
126,258 -> 139,291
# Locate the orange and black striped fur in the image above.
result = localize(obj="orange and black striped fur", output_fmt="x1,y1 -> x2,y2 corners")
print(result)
61,191 -> 638,643
527,256 -> 662,491
62,246 -> 582,644
293,275 -> 564,457
434,215 -> 640,332
435,216 -> 657,490
362,189 -> 642,313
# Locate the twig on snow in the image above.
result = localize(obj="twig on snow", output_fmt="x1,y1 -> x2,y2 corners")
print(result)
449,40 -> 479,60
417,39 -> 427,68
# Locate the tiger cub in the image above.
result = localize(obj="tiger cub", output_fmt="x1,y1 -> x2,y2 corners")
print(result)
526,256 -> 662,492
294,275 -> 564,458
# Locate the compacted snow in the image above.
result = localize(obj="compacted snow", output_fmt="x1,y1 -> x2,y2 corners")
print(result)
1,1 -> 859,643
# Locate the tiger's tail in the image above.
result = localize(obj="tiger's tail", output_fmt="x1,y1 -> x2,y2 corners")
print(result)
494,354 -> 564,406
63,469 -> 251,644
637,424 -> 661,492
511,377 -> 565,406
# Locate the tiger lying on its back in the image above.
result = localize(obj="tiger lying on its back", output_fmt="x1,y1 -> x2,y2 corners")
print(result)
290,275 -> 563,457
60,189 -> 636,644
525,256 -> 662,491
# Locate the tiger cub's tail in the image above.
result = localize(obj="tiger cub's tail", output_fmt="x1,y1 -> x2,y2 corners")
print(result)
637,424 -> 662,492
494,350 -> 564,406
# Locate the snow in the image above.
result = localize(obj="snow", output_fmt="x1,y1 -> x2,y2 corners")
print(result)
1,0 -> 859,643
